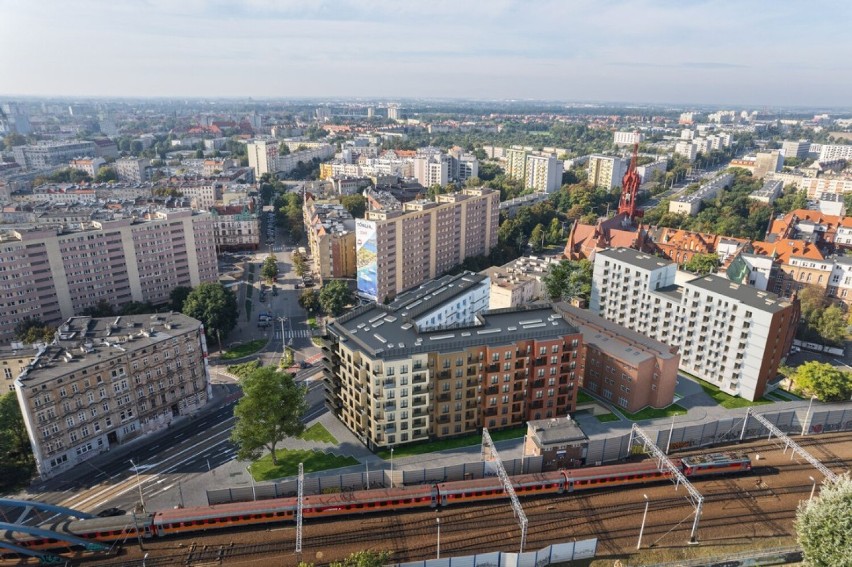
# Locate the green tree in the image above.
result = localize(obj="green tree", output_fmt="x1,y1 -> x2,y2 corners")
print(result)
181,283 -> 239,350
529,223 -> 545,252
298,289 -> 321,314
792,361 -> 852,402
231,367 -> 307,465
194,149 -> 204,159
261,255 -> 279,283
81,300 -> 115,318
0,392 -> 36,491
547,218 -> 563,244
815,305 -> 848,346
340,194 -> 366,218
795,473 -> 852,567
278,143 -> 290,156
292,251 -> 308,277
683,253 -> 721,274
319,280 -> 353,316
13,318 -> 55,344
298,550 -> 392,567
169,286 -> 193,312
119,301 -> 155,315
542,259 -> 592,303
3,132 -> 27,149
94,166 -> 118,182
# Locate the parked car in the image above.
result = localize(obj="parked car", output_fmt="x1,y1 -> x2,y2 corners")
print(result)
97,507 -> 126,518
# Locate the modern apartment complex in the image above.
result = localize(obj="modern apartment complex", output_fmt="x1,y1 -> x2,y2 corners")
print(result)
554,303 -> 678,413
355,188 -> 499,302
590,247 -> 798,401
322,301 -> 583,450
247,140 -> 278,177
14,313 -> 212,479
0,209 -> 218,344
114,158 -> 150,184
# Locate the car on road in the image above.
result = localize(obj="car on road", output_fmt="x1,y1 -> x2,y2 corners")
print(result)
299,361 -> 311,368
96,507 -> 126,518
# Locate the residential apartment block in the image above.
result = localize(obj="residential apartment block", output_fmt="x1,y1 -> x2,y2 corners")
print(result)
590,248 -> 798,401
355,188 -> 499,302
587,155 -> 626,190
13,141 -> 98,170
818,144 -> 852,162
68,157 -> 105,178
554,303 -> 678,413
114,158 -> 151,184
322,302 -> 583,450
505,147 -> 563,193
15,313 -> 212,479
0,209 -> 218,344
481,255 -> 562,309
304,196 -> 357,280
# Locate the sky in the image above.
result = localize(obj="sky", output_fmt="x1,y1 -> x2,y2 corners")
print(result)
2,0 -> 851,107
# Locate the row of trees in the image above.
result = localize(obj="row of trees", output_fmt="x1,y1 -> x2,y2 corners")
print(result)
784,361 -> 852,402
0,392 -> 35,491
298,280 -> 354,316
798,286 -> 849,346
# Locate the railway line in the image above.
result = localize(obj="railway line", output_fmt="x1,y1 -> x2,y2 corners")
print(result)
9,432 -> 851,566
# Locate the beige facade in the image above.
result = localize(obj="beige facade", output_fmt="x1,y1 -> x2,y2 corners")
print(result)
211,205 -> 259,251
1,348 -> 36,393
0,209 -> 218,344
114,158 -> 150,183
357,188 -> 499,302
481,255 -> 560,309
15,313 -> 212,479
304,196 -> 357,280
587,155 -> 626,189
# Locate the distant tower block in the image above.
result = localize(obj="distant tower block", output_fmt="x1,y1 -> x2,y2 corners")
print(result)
618,132 -> 643,222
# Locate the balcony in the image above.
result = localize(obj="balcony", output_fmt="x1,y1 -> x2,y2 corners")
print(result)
465,400 -> 478,410
438,370 -> 450,380
384,401 -> 396,411
413,407 -> 427,417
485,386 -> 498,396
437,392 -> 451,402
437,415 -> 450,424
413,396 -> 428,407
413,373 -> 428,384
484,407 -> 498,417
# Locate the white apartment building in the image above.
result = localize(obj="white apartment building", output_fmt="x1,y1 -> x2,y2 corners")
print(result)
114,158 -> 150,184
525,154 -> 562,193
247,140 -> 278,177
413,151 -> 449,187
675,140 -> 698,161
68,157 -> 105,178
614,131 -> 643,146
391,272 -> 491,332
587,155 -> 626,189
819,144 -> 852,162
782,140 -> 810,159
591,248 -> 798,401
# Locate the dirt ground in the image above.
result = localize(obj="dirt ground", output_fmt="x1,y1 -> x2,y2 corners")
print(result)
12,432 -> 852,567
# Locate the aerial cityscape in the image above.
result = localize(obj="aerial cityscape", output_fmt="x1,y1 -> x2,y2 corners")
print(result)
0,1 -> 851,566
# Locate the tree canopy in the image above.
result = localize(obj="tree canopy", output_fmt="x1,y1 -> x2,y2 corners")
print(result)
13,318 -> 55,344
298,289 -> 321,314
181,283 -> 239,344
340,194 -> 366,219
542,259 -> 593,304
94,166 -> 118,183
291,251 -> 308,278
170,286 -> 193,312
231,367 -> 307,465
795,473 -> 852,567
792,361 -> 852,402
0,392 -> 35,491
683,253 -> 721,275
320,280 -> 353,316
261,255 -> 279,283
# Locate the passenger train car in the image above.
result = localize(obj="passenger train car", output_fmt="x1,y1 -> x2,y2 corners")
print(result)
6,452 -> 750,557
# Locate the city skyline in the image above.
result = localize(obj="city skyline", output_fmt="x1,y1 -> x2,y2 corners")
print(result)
2,0 -> 851,107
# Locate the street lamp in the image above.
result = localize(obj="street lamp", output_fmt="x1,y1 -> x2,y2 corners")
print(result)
801,395 -> 818,436
809,476 -> 817,503
637,494 -> 650,550
279,316 -> 287,352
436,516 -> 441,559
129,459 -> 145,512
390,447 -> 395,489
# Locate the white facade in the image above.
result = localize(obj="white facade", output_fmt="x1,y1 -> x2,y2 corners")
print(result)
587,155 -> 626,189
525,154 -> 563,193
591,248 -> 796,401
819,144 -> 852,162
411,276 -> 491,332
247,140 -> 277,177
614,131 -> 643,146
114,158 -> 150,183
675,140 -> 697,161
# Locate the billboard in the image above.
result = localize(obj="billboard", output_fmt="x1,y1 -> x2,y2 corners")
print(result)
356,219 -> 378,300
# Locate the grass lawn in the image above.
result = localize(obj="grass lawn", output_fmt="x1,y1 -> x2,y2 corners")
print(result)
375,425 -> 526,459
692,376 -> 774,409
249,449 -> 358,481
621,404 -> 688,421
221,339 -> 267,360
577,390 -> 595,404
596,413 -> 620,423
300,423 -> 338,444
307,317 -> 318,328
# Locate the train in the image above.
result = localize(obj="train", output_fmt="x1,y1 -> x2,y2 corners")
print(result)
7,452 -> 750,557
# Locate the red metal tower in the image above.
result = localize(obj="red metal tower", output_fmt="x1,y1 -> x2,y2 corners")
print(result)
618,133 -> 643,222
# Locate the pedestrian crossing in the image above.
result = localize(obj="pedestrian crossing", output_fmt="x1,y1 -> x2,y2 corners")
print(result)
273,329 -> 313,339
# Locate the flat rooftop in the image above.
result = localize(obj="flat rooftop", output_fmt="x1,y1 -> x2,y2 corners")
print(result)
596,247 -> 674,272
685,274 -> 791,313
